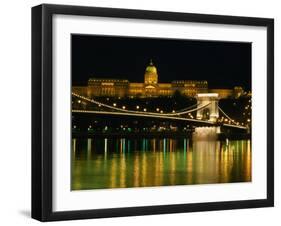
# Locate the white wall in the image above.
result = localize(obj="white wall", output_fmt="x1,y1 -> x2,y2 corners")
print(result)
0,0 -> 279,225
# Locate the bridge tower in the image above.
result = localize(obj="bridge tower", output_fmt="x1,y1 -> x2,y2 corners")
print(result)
196,93 -> 219,122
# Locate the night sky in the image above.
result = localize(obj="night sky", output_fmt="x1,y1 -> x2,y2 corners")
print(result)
72,34 -> 251,90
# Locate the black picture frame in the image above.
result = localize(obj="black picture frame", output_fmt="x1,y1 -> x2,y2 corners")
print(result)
32,4 -> 274,222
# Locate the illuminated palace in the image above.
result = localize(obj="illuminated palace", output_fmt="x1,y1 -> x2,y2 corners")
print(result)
72,60 -> 244,98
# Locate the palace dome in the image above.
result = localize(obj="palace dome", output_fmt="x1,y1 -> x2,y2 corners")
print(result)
145,60 -> 157,74
144,59 -> 158,85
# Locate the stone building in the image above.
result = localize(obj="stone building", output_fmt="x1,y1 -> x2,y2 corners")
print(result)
72,60 -> 209,98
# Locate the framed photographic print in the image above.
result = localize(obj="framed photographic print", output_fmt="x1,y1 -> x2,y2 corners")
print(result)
32,4 -> 274,221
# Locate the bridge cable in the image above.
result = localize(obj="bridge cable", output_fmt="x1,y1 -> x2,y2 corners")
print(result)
218,106 -> 236,125
72,92 -> 210,116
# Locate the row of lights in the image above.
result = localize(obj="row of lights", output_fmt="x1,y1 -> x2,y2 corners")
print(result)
217,115 -> 251,126
76,98 -> 192,115
75,96 -> 249,125
111,102 -> 180,114
79,125 -> 193,132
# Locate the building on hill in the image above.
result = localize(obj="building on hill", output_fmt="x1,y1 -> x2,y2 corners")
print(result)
72,59 -> 244,99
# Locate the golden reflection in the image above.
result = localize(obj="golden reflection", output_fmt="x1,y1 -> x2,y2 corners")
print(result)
87,139 -> 92,159
109,156 -> 117,188
154,151 -> 164,186
169,151 -> 176,185
104,139 -> 108,160
72,138 -> 252,190
119,153 -> 126,188
169,139 -> 173,152
72,139 -> 76,153
141,154 -> 147,186
221,144 -> 231,182
245,140 -> 252,181
133,154 -> 140,187
186,148 -> 193,184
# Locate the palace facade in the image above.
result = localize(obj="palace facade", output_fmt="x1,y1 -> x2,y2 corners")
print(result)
72,60 -> 244,98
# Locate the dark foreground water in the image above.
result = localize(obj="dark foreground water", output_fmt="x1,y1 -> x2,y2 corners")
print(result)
71,138 -> 251,190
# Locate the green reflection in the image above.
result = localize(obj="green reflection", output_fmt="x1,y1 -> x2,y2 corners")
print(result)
71,138 -> 251,190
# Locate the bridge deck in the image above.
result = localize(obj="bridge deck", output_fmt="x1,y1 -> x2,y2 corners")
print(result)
72,109 -> 247,130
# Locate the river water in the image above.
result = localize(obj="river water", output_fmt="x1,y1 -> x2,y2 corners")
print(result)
71,138 -> 251,190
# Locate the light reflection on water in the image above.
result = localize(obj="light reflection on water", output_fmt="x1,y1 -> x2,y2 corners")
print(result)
71,138 -> 251,190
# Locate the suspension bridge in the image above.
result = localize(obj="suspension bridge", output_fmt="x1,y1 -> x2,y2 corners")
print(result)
72,92 -> 247,130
